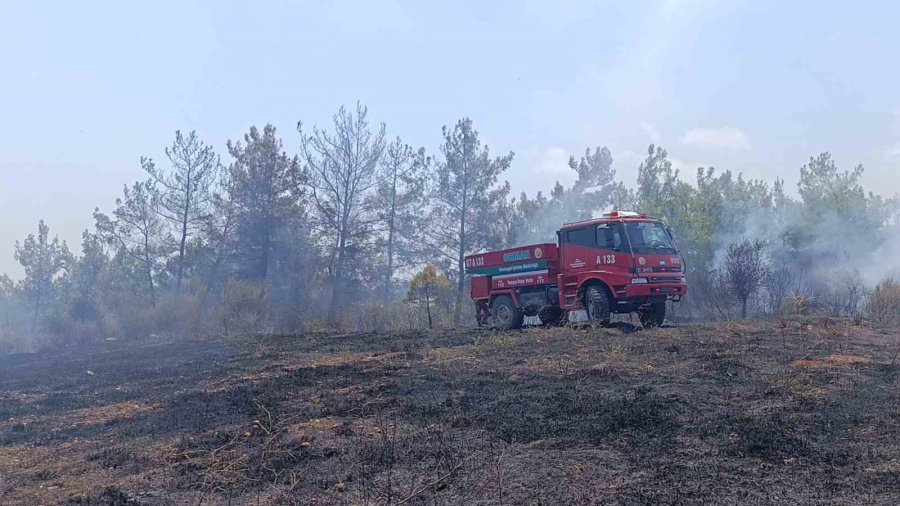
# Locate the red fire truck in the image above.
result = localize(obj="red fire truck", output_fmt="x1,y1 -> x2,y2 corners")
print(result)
466,211 -> 687,329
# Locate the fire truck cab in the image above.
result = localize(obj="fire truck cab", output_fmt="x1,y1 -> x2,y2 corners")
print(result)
466,211 -> 687,329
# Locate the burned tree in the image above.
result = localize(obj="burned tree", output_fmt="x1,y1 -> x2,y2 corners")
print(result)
725,239 -> 769,318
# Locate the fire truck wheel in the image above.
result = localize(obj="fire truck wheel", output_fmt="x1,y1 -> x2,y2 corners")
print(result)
585,285 -> 611,326
491,296 -> 524,330
639,300 -> 666,328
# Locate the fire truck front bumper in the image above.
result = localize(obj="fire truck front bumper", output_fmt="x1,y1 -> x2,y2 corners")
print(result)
624,279 -> 688,298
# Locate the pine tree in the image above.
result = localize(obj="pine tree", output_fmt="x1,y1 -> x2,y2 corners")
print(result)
563,146 -> 618,219
94,180 -> 166,306
299,103 -> 386,322
798,153 -> 869,224
635,144 -> 679,219
68,230 -> 107,324
228,125 -> 305,283
374,137 -> 430,297
427,118 -> 513,323
504,146 -> 623,247
143,130 -> 221,293
195,167 -> 239,323
15,220 -> 70,334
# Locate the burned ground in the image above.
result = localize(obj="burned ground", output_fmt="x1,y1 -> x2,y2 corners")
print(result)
1,319 -> 898,505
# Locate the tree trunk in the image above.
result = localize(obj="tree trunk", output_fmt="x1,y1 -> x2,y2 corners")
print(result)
146,254 -> 156,307
143,234 -> 156,307
425,286 -> 433,329
329,218 -> 349,324
261,220 -> 271,282
384,174 -> 397,299
454,146 -> 470,325
455,249 -> 464,325
176,221 -> 188,294
741,298 -> 748,318
454,192 -> 468,325
31,287 -> 42,337
176,194 -> 190,294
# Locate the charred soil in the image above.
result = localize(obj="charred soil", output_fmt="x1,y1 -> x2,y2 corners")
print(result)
1,319 -> 899,505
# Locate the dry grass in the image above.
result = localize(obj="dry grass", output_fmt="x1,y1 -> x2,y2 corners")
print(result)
791,353 -> 874,369
69,401 -> 160,428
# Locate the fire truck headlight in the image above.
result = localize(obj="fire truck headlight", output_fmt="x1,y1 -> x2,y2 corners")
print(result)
631,278 -> 649,284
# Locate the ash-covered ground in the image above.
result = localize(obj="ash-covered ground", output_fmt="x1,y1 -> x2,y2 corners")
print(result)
1,319 -> 898,505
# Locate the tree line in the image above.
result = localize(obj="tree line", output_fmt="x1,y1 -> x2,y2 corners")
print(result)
2,103 -> 898,352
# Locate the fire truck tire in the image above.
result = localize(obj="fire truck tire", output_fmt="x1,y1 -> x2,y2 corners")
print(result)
585,285 -> 611,326
639,300 -> 666,328
491,296 -> 524,330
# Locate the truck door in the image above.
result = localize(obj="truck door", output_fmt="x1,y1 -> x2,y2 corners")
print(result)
594,223 -> 631,276
559,226 -> 593,308
560,226 -> 595,274
559,223 -> 629,308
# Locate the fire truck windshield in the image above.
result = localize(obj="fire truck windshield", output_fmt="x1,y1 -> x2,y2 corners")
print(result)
624,222 -> 677,254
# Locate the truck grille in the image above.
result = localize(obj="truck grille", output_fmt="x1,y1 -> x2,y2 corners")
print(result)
636,266 -> 682,273
648,276 -> 681,284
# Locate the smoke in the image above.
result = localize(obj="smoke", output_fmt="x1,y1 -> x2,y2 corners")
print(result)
861,223 -> 900,285
509,191 -> 616,249
712,199 -> 900,312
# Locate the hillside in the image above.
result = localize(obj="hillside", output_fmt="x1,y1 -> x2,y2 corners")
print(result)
1,320 -> 898,505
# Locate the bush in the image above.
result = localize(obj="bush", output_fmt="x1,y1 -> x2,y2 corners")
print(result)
685,268 -> 736,320
223,282 -> 269,335
867,278 -> 900,327
43,307 -> 111,349
764,266 -> 796,317
724,240 -> 769,318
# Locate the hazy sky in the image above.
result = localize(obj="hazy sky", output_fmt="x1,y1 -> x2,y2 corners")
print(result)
2,0 -> 899,277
